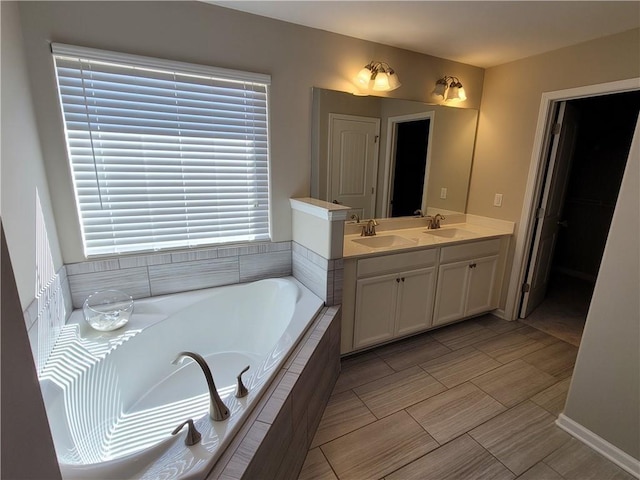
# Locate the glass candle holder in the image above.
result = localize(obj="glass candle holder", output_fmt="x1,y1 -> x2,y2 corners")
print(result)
83,290 -> 134,332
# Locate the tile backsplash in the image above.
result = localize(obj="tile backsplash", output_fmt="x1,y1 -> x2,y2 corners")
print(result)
65,241 -> 292,308
24,240 -> 343,378
24,265 -> 72,375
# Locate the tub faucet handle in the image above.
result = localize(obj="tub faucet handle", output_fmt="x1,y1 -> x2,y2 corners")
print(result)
172,419 -> 201,446
235,365 -> 250,398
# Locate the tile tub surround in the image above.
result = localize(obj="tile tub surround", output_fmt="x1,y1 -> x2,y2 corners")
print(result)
300,314 -> 634,480
24,265 -> 72,375
65,241 -> 292,308
292,242 -> 343,306
207,305 -> 341,479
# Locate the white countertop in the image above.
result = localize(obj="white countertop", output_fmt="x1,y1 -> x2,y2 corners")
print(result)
343,219 -> 514,259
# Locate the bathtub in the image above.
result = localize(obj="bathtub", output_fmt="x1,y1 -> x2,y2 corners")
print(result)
39,277 -> 324,479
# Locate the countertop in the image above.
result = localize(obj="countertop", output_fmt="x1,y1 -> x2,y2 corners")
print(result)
343,217 -> 515,259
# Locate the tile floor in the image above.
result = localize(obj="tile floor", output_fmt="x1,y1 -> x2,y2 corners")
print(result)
520,273 -> 593,347
298,314 -> 634,480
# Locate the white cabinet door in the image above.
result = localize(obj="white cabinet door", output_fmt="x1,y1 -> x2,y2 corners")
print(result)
433,260 -> 470,326
395,267 -> 437,336
466,255 -> 499,317
354,273 -> 398,349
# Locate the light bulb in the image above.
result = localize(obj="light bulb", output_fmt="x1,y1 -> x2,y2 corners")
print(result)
356,66 -> 372,86
372,72 -> 390,91
387,71 -> 401,91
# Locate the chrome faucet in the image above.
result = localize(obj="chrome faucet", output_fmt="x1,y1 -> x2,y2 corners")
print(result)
350,213 -> 361,223
172,351 -> 230,421
413,209 -> 425,218
426,213 -> 445,229
361,219 -> 378,236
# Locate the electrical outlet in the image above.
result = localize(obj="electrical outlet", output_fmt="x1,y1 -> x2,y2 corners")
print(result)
440,187 -> 447,199
494,193 -> 503,207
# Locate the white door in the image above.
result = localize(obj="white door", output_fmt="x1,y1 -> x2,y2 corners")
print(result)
395,267 -> 437,336
328,114 -> 380,219
432,260 -> 470,326
353,273 -> 398,349
520,102 -> 579,317
466,255 -> 499,317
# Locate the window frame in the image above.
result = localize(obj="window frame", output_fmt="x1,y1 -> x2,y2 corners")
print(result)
51,43 -> 272,258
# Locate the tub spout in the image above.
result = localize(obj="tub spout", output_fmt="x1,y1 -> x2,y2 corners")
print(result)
172,351 -> 230,421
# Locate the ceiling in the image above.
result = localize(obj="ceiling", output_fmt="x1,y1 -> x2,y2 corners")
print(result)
210,1 -> 640,68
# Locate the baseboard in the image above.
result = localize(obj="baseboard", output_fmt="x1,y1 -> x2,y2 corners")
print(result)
556,414 -> 640,478
491,308 -> 509,320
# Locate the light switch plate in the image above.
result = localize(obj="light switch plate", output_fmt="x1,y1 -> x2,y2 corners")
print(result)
440,187 -> 447,199
494,193 -> 503,207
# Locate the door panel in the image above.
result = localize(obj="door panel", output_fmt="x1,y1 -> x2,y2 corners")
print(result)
354,273 -> 397,349
395,267 -> 436,336
433,260 -> 469,326
329,114 -> 380,219
521,102 -> 579,318
466,256 -> 499,316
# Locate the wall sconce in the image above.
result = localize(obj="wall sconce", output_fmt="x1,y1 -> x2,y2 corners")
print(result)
356,61 -> 401,92
432,76 -> 467,102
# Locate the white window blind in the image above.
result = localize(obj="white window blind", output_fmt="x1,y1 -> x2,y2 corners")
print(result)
51,43 -> 270,257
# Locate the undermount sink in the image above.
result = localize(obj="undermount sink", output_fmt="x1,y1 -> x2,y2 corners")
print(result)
424,228 -> 476,239
352,234 -> 417,248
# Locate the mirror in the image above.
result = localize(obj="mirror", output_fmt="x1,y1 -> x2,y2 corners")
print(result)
311,88 -> 478,218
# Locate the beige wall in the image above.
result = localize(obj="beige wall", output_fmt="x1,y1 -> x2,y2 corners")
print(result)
469,28 -> 640,222
1,1 -> 63,309
563,120 -> 639,460
17,0 -> 483,266
470,28 -> 640,311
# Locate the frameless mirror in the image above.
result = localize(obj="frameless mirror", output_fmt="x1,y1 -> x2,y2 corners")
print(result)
310,88 -> 478,219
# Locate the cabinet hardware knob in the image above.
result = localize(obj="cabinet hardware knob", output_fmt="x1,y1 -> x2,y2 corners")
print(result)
469,263 -> 477,268
396,278 -> 400,283
401,277 -> 405,282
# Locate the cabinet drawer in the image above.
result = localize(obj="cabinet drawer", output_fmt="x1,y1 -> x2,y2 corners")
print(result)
357,248 -> 438,277
440,238 -> 501,263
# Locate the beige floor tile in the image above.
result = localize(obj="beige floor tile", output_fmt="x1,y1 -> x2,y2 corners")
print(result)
430,321 -> 499,350
378,339 -> 451,372
543,438 -> 636,480
310,390 -> 377,448
514,326 -> 562,346
406,382 -> 507,444
333,354 -> 394,394
387,434 -> 515,480
298,448 -> 338,480
420,346 -> 502,388
516,462 -> 564,480
530,378 -> 571,416
372,331 -> 434,358
469,401 -> 571,475
321,410 -> 438,480
475,315 -> 525,334
353,366 -> 446,419
474,332 -> 547,364
521,341 -> 578,377
471,359 -> 557,407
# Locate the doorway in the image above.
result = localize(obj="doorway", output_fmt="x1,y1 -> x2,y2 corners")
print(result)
519,90 -> 640,344
389,119 -> 431,217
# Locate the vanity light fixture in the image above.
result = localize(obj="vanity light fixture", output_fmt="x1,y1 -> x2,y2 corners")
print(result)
432,76 -> 467,102
356,61 -> 401,92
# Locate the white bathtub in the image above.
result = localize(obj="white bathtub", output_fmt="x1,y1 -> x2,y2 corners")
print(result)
39,277 -> 324,479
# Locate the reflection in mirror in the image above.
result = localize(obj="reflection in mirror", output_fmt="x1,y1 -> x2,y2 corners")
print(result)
311,88 -> 478,219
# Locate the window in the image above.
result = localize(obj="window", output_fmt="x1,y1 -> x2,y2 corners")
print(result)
52,44 -> 270,257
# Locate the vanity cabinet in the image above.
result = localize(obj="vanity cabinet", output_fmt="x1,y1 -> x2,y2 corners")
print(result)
432,239 -> 501,327
353,249 -> 437,349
